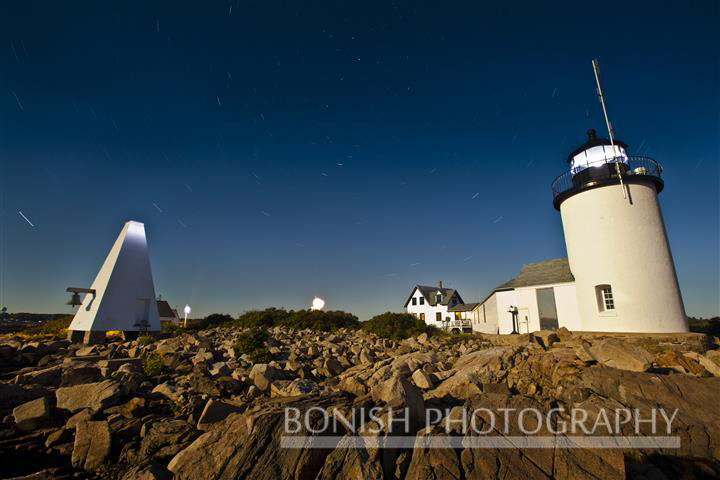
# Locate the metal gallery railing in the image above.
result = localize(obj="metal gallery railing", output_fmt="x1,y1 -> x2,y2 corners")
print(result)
551,156 -> 663,201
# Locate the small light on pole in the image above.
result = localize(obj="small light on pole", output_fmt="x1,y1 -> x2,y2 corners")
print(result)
183,304 -> 191,328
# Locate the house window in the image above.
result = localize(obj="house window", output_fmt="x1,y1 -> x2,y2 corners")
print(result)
454,312 -> 461,320
436,293 -> 442,303
436,312 -> 442,322
419,313 -> 425,321
412,298 -> 417,306
595,285 -> 615,311
419,297 -> 425,305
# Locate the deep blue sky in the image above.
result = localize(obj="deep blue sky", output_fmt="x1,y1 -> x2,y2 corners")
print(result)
1,1 -> 718,320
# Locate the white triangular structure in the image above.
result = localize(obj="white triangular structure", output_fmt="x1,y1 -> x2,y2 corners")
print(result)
69,221 -> 160,333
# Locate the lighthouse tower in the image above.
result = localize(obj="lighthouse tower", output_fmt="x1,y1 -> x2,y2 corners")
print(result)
551,129 -> 688,333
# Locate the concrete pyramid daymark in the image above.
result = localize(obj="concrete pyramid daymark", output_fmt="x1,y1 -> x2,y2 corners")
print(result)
68,221 -> 160,334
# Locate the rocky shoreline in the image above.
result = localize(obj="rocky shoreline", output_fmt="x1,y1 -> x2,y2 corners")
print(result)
1,327 -> 719,479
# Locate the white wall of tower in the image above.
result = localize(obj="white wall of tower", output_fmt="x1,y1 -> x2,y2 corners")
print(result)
560,181 -> 688,332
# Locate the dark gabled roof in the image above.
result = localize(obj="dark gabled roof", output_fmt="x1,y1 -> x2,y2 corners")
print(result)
448,302 -> 479,312
156,300 -> 178,319
567,129 -> 628,163
478,258 -> 575,305
403,285 -> 464,308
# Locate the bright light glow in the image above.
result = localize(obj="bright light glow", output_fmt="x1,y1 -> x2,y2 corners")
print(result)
184,304 -> 191,315
126,220 -> 146,237
571,145 -> 627,173
311,297 -> 325,311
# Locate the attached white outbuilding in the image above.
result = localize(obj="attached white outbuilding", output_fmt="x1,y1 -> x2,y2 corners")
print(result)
473,258 -> 580,335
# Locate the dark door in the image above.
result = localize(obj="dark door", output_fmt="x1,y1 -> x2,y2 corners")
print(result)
536,288 -> 559,331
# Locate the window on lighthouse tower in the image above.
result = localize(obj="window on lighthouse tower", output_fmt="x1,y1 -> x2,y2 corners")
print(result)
595,285 -> 615,311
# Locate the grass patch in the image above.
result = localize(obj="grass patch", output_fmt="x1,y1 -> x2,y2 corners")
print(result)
18,315 -> 73,339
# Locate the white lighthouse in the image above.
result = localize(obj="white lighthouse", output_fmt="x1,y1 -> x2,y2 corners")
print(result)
552,129 -> 688,333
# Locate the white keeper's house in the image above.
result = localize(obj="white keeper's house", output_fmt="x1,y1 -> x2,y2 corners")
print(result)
404,282 -> 472,333
405,128 -> 689,335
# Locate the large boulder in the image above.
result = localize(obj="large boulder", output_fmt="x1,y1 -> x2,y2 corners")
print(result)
168,393 -> 353,480
271,379 -> 321,397
197,399 -> 244,430
411,369 -> 433,390
151,382 -> 182,402
140,419 -> 200,463
577,366 -> 720,461
12,396 -> 51,431
371,374 -> 425,431
315,435 -> 384,479
249,363 -> 280,392
60,365 -> 102,386
457,394 -> 625,480
14,365 -> 62,386
427,347 -> 514,401
56,379 -> 124,413
71,420 -> 112,471
587,338 -> 653,372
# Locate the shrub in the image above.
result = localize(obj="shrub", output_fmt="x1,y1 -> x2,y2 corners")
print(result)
361,312 -> 439,340
235,308 -> 290,328
19,315 -> 73,339
235,308 -> 359,331
161,321 -> 183,335
688,316 -> 720,337
234,328 -> 274,363
142,351 -> 164,377
138,335 -> 154,346
185,313 -> 234,331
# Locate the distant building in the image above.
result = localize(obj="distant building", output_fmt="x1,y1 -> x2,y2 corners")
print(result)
404,282 -> 471,333
157,299 -> 180,324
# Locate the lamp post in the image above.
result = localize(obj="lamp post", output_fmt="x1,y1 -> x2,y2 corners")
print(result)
508,306 -> 519,334
183,304 -> 191,328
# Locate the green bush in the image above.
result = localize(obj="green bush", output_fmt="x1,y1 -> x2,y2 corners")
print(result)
235,308 -> 359,331
138,335 -> 154,346
185,313 -> 235,331
235,308 -> 290,328
361,312 -> 440,340
234,328 -> 274,363
142,351 -> 164,377
162,322 -> 183,335
688,316 -> 720,337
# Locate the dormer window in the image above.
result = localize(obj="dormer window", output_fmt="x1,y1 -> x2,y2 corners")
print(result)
436,292 -> 443,303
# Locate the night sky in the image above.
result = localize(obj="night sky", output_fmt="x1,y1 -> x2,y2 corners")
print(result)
1,1 -> 718,320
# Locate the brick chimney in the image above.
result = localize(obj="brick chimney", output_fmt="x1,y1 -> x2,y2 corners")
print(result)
438,280 -> 443,288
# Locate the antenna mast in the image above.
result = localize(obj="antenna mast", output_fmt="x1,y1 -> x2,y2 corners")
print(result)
592,58 -> 627,200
